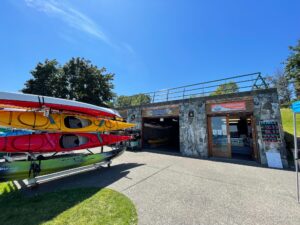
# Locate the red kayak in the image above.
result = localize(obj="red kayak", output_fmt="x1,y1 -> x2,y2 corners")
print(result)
0,92 -> 120,118
0,133 -> 131,153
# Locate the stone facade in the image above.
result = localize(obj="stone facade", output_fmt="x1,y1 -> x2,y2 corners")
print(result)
253,91 -> 288,167
118,88 -> 288,168
126,107 -> 142,147
179,101 -> 208,157
126,107 -> 142,130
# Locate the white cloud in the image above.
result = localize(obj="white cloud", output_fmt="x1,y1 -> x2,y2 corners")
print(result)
122,42 -> 136,55
25,0 -> 112,46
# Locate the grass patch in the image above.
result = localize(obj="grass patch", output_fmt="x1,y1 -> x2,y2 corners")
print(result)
0,182 -> 137,225
281,108 -> 300,136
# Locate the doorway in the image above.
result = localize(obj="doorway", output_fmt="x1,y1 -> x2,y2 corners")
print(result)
142,117 -> 180,152
229,115 -> 254,160
208,114 -> 256,160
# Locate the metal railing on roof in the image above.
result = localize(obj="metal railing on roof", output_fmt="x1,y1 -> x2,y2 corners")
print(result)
123,72 -> 269,106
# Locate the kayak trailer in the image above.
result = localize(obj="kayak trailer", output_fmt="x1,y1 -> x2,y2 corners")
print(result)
21,160 -> 111,188
1,147 -> 125,188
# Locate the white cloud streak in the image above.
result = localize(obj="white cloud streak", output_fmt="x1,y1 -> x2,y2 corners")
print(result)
25,0 -> 112,46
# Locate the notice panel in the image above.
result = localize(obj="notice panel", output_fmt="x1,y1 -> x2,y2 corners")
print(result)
260,120 -> 281,143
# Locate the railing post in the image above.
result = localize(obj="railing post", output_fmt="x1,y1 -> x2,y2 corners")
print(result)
152,92 -> 156,103
183,88 -> 185,99
166,90 -> 169,101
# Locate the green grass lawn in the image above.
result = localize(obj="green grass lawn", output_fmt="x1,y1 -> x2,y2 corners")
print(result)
281,108 -> 300,136
0,182 -> 137,225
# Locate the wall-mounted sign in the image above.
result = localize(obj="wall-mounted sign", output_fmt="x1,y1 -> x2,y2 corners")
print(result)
260,120 -> 281,143
211,101 -> 246,112
142,105 -> 179,117
188,110 -> 194,118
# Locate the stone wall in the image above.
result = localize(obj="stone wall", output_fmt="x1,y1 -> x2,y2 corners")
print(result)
126,107 -> 142,148
179,101 -> 208,157
253,91 -> 288,167
118,89 -> 288,168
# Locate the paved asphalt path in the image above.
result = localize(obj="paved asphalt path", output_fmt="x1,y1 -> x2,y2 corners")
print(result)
23,148 -> 300,225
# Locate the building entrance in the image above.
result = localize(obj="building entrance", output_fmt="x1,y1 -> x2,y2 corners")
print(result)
208,114 -> 257,160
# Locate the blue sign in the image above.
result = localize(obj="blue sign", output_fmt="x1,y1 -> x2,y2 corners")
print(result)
292,101 -> 300,113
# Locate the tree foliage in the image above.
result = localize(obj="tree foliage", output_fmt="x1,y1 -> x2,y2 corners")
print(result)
268,69 -> 292,106
285,40 -> 300,99
22,57 -> 115,106
22,59 -> 61,97
211,81 -> 239,96
115,94 -> 151,107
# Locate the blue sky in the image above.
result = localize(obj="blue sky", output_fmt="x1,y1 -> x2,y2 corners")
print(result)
0,0 -> 299,96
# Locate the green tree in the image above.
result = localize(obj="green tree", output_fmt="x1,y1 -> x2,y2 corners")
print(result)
62,57 -> 115,106
116,94 -> 151,107
211,81 -> 239,96
268,69 -> 292,106
22,57 -> 115,106
22,59 -> 61,96
285,40 -> 300,99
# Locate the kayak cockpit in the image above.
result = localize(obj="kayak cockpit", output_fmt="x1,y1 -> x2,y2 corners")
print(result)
64,116 -> 92,129
59,134 -> 89,149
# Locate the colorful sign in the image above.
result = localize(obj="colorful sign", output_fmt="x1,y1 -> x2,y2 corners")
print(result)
260,120 -> 281,143
211,101 -> 246,112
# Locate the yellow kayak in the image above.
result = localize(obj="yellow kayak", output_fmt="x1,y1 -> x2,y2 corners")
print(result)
0,110 -> 135,132
148,137 -> 169,145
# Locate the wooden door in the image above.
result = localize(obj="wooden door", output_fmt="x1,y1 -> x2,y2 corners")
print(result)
209,116 -> 231,158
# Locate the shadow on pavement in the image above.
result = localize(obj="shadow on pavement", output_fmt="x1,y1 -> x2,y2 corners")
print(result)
22,162 -> 144,196
0,162 -> 143,225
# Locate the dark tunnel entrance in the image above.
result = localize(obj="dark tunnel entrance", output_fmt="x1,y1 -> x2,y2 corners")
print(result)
142,117 -> 180,152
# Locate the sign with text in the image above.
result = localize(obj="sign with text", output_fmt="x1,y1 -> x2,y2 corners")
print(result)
211,101 -> 246,112
142,105 -> 179,117
260,120 -> 281,143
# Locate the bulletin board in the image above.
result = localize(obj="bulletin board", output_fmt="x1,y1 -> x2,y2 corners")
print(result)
260,120 -> 281,143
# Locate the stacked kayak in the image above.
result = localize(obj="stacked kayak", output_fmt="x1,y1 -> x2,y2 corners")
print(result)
0,92 -> 135,181
0,147 -> 125,181
0,127 -> 32,137
0,133 -> 131,153
0,110 -> 134,132
0,92 -> 120,118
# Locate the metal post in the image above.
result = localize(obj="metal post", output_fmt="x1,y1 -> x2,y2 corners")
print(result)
182,88 -> 185,99
293,112 -> 299,203
152,92 -> 156,103
166,90 -> 169,101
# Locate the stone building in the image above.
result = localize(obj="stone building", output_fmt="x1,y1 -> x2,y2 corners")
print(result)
118,88 -> 288,168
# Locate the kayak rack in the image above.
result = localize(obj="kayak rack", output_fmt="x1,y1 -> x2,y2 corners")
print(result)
13,160 -> 112,189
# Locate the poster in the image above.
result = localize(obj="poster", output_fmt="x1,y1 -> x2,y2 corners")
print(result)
266,152 -> 283,168
221,124 -> 227,135
260,120 -> 281,143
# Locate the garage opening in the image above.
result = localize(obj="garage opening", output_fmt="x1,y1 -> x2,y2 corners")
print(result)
142,117 -> 180,152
